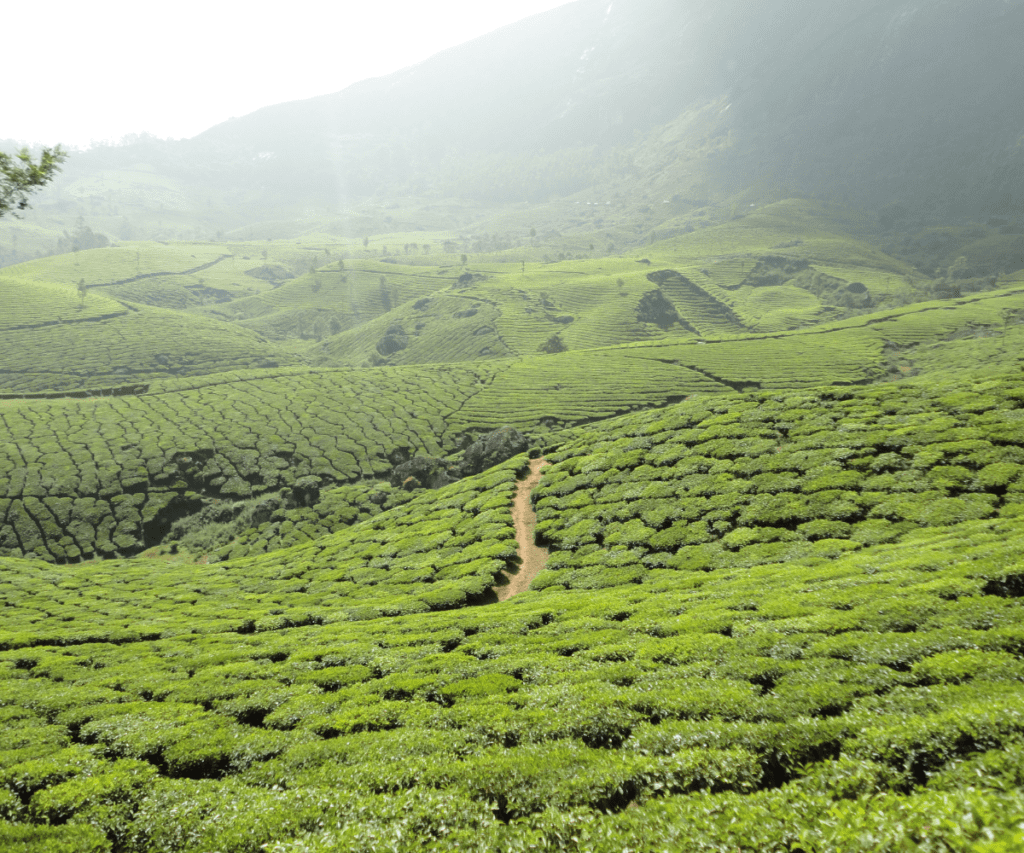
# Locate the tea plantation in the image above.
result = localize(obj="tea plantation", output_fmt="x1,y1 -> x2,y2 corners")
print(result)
2,197 -> 1024,851
3,359 -> 1024,850
2,280 -> 1023,565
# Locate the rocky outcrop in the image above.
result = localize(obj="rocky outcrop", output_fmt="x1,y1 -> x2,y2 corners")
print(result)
458,427 -> 530,477
386,427 -> 531,493
389,456 -> 460,490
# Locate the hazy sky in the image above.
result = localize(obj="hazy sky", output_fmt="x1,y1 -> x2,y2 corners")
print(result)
7,0 -> 576,149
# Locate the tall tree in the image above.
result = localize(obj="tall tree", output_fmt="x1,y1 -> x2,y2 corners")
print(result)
0,146 -> 67,218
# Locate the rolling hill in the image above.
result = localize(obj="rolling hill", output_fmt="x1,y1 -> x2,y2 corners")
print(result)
2,200 -> 1024,853
3,0 -> 1024,850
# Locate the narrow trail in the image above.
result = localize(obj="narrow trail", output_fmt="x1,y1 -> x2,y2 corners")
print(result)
497,457 -> 551,602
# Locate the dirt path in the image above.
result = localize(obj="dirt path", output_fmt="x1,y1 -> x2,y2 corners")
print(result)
496,457 -> 551,602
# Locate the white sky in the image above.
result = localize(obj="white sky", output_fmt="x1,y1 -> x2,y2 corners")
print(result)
6,0 -> 577,150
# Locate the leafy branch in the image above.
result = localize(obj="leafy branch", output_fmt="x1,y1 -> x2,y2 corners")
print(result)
0,145 -> 67,218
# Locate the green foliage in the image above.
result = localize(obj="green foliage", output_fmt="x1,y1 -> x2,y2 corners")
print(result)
2,198 -> 1024,851
0,822 -> 110,852
0,147 -> 66,219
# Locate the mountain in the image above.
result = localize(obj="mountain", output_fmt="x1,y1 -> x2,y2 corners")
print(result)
175,0 -> 1024,219
5,0 -> 1022,252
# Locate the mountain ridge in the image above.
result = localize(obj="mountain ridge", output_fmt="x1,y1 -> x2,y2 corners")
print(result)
6,0 -> 1021,250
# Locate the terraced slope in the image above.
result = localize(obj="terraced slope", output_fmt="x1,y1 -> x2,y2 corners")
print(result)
0,364 -> 496,562
0,245 -> 332,393
3,200 -> 944,382
314,292 -> 514,367
8,243 -> 238,291
220,262 -> 453,341
3,285 -> 1024,562
305,200 -> 935,368
0,458 -> 523,643
0,298 -> 299,394
312,265 -> 706,368
0,274 -> 129,331
532,370 -> 1024,588
0,345 -> 729,562
3,370 -> 1024,851
648,269 -> 749,336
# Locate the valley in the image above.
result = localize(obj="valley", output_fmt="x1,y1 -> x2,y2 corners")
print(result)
3,194 -> 1024,853
3,1 -> 1024,850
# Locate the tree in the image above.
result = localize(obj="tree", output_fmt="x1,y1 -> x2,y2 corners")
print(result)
57,217 -> 110,253
0,146 -> 67,218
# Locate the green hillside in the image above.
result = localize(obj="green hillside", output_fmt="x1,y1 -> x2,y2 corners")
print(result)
4,364 -> 1024,851
4,94 -> 1024,853
5,0 -> 1024,845
0,300 -> 298,395
8,199 -> 1017,394
1,275 -> 1023,564
3,226 -> 1024,849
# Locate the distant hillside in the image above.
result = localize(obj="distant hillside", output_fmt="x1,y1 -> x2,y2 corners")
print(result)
187,0 -> 1024,220
6,197 -> 1021,397
4,0 -> 1021,255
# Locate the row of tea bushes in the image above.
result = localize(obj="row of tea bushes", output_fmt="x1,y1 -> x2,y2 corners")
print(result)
0,301 -> 301,395
192,480 -> 417,562
2,503 -> 1024,850
2,277 -> 1022,563
5,315 -> 889,563
531,369 -> 1024,591
0,274 -> 128,332
0,458 -> 523,650
0,364 -> 498,562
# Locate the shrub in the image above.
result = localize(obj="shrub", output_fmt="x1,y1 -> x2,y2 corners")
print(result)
0,822 -> 111,853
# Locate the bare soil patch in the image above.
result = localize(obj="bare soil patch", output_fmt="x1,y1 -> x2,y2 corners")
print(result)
496,457 -> 551,601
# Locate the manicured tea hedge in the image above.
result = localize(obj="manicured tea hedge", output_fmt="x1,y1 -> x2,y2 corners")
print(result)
3,368 -> 1024,850
530,370 -> 1024,589
2,508 -> 1024,850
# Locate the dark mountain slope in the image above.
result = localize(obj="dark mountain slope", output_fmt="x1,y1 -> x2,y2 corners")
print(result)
6,0 -> 1021,248
182,0 -> 1024,220
721,0 -> 1024,218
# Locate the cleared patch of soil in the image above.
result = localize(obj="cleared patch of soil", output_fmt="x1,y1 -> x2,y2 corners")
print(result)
496,457 -> 551,601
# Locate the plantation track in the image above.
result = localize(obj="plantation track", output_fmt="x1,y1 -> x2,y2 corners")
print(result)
498,457 -> 551,601
86,253 -> 234,289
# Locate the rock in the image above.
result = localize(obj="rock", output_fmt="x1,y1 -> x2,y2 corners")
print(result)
289,475 -> 321,508
458,427 -> 530,477
390,456 -> 460,490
